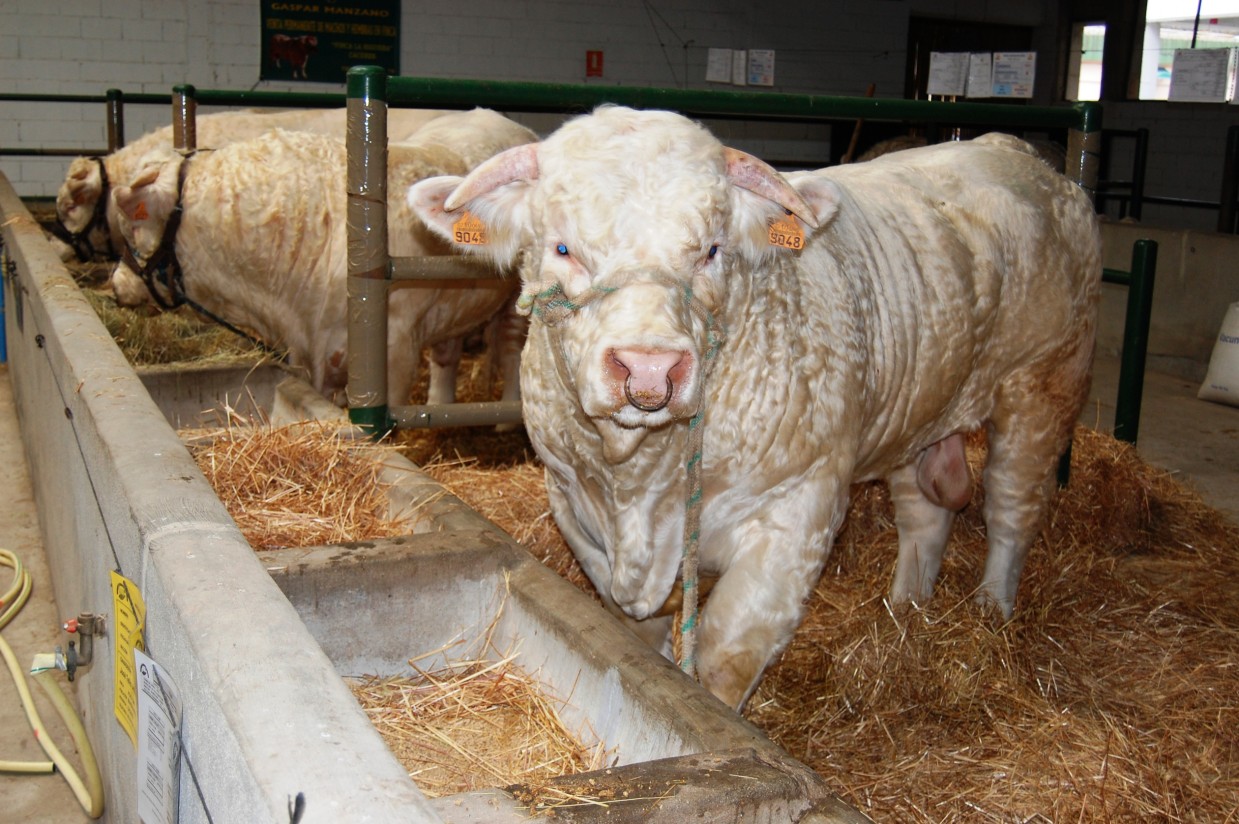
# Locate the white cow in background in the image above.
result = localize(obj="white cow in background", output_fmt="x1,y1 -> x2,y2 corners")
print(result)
408,106 -> 1101,710
51,106 -> 454,263
109,109 -> 537,408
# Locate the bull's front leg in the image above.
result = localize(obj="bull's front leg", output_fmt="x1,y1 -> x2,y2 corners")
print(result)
695,475 -> 849,710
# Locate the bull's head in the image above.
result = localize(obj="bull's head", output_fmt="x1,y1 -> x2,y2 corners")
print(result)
108,150 -> 184,308
408,105 -> 840,463
51,156 -> 113,262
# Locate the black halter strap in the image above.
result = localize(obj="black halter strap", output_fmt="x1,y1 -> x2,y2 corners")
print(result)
48,156 -> 113,262
121,154 -> 191,311
121,154 -> 283,357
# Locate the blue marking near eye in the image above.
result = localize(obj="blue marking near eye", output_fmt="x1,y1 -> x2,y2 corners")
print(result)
556,243 -> 569,255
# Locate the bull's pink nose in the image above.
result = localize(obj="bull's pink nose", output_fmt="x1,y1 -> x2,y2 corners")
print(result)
611,348 -> 685,412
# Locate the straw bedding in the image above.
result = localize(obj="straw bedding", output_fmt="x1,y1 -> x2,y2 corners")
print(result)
68,237 -> 1237,818
411,423 -> 1239,823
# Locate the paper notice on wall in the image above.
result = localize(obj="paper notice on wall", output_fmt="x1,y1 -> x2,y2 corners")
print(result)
992,51 -> 1036,98
136,649 -> 183,824
706,48 -> 732,83
731,49 -> 748,86
1169,47 -> 1236,102
927,52 -> 969,96
748,49 -> 775,86
112,570 -> 146,747
965,53 -> 994,98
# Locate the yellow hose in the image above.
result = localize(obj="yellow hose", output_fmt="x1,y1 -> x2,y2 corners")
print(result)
0,548 -> 105,818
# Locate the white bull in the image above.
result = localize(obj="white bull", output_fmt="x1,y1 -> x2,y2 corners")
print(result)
408,106 -> 1101,710
110,110 -> 536,407
52,106 -> 453,263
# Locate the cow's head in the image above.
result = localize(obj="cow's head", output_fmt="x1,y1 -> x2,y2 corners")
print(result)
108,150 -> 183,308
51,156 -> 112,262
408,105 -> 841,462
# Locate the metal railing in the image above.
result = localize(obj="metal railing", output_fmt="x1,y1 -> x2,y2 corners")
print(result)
342,65 -> 1104,435
10,76 -> 1154,447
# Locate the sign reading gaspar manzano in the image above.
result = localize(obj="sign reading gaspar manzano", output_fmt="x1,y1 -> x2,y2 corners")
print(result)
261,1 -> 400,83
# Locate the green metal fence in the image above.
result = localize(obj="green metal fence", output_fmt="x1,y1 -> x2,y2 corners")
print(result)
340,66 -> 1127,439
6,74 -> 1156,445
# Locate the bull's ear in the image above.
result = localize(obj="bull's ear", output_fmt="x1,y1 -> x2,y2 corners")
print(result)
112,166 -> 159,222
406,143 -> 538,268
725,150 -> 841,259
786,174 -> 842,229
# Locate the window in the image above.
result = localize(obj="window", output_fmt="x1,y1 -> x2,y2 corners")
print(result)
1141,0 -> 1239,100
1068,22 -> 1106,101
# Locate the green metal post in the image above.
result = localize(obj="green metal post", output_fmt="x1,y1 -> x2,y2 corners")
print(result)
1058,102 -> 1104,486
1113,239 -> 1158,443
346,66 -> 391,437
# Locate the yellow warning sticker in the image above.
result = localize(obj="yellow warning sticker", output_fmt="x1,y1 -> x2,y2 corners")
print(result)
767,215 -> 805,250
112,569 -> 146,747
451,211 -> 488,246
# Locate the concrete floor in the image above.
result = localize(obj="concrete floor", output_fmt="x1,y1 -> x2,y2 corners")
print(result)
0,352 -> 1236,823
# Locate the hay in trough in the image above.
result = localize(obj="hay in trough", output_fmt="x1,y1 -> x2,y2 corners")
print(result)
81,285 -> 269,368
187,420 -> 408,550
347,587 -> 611,797
410,418 -> 1239,822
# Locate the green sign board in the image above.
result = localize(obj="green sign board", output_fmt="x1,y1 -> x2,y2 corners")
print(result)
261,1 -> 400,83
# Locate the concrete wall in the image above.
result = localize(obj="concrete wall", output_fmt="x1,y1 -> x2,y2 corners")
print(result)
1099,222 -> 1239,381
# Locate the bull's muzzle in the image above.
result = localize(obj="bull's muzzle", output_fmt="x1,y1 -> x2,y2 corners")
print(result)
610,348 -> 687,414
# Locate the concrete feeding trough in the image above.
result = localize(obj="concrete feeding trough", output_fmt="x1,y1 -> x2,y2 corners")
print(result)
137,360 -> 869,822
3,177 -> 866,822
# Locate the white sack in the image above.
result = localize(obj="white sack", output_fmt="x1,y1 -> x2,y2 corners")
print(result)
1198,301 -> 1239,407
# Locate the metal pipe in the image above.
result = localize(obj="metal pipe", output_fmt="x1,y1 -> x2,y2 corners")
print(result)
389,401 -> 524,429
1217,125 -> 1239,234
346,66 -> 391,436
105,89 -> 125,152
1130,128 -> 1149,221
1107,240 -> 1158,444
172,85 -> 197,151
384,74 -> 1096,131
389,256 -> 502,281
1066,103 -> 1103,200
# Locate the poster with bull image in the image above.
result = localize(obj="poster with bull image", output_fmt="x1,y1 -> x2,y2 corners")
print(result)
261,1 -> 399,83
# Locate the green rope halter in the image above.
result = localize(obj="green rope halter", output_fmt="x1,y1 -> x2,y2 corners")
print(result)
521,277 -> 724,680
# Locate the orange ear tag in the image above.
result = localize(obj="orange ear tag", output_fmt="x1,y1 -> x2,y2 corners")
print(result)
451,211 -> 488,246
767,214 -> 805,250
133,201 -> 149,220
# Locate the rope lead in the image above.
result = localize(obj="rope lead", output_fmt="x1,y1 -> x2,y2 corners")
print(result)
525,276 -> 724,681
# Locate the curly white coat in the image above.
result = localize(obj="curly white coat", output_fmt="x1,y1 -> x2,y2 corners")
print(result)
110,112 -> 535,406
52,107 -> 453,263
408,106 -> 1101,710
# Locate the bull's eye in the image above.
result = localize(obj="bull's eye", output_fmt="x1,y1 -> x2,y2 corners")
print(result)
555,243 -> 569,256
708,245 -> 719,259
